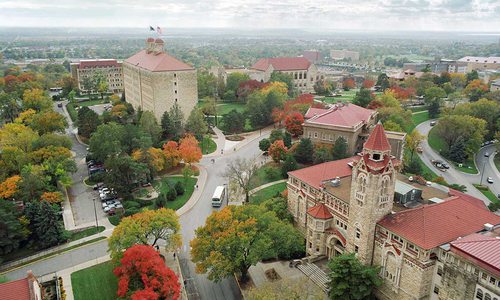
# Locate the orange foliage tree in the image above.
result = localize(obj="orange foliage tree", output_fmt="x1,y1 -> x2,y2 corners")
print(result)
284,112 -> 304,137
268,140 -> 288,162
179,134 -> 202,164
162,141 -> 181,168
0,175 -> 22,199
113,245 -> 181,300
343,78 -> 356,90
362,79 -> 375,89
40,191 -> 63,204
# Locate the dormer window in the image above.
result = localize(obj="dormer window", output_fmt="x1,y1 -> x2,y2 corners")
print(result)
372,153 -> 381,161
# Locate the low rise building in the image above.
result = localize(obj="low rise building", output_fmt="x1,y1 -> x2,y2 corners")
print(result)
330,49 -> 360,61
458,56 -> 500,72
123,38 -> 197,121
0,271 -> 42,300
70,59 -> 123,93
303,50 -> 322,63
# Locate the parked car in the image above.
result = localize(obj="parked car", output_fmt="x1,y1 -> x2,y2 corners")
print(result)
430,121 -> 437,126
441,163 -> 450,169
57,103 -> 63,108
486,177 -> 493,184
416,147 -> 423,153
484,152 -> 490,157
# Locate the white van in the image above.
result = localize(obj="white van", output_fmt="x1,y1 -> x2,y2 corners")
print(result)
212,186 -> 226,207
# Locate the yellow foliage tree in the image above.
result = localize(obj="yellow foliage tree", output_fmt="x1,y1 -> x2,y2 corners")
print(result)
0,175 -> 22,199
14,109 -> 37,125
261,81 -> 288,96
40,191 -> 64,204
0,123 -> 38,152
22,88 -> 53,111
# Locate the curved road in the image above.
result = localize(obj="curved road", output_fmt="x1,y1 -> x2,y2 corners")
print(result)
476,145 -> 500,199
416,120 -> 495,204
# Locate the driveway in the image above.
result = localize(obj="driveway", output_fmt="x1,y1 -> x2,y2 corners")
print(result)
415,120 -> 489,203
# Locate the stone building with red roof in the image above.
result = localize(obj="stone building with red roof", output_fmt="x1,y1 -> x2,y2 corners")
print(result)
0,271 -> 42,300
70,59 -> 123,93
286,124 -> 500,300
123,38 -> 197,121
303,103 -> 406,160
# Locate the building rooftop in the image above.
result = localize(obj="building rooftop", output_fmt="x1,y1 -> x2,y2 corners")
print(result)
0,277 -> 31,300
304,103 -> 375,129
251,57 -> 311,71
76,59 -> 120,69
363,123 -> 391,152
324,176 -> 352,203
395,180 -> 417,195
308,203 -> 333,219
378,194 -> 500,250
288,157 -> 354,190
125,49 -> 194,72
458,56 -> 500,64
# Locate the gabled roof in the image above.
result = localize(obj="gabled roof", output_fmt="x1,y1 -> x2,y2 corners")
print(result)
0,277 -> 31,300
363,124 -> 391,152
451,233 -> 500,277
308,203 -> 333,219
304,103 -> 375,128
288,157 -> 354,189
78,59 -> 120,69
125,50 -> 194,72
378,195 -> 500,250
251,57 -> 311,71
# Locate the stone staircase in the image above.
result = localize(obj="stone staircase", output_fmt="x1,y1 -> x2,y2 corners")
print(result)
296,260 -> 330,293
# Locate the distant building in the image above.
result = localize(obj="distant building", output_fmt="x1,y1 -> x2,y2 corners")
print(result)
458,56 -> 500,72
0,271 -> 42,300
402,60 -> 467,74
70,59 -> 123,93
491,79 -> 500,92
123,38 -> 197,121
303,50 -> 322,63
303,103 -> 405,160
330,49 -> 360,61
250,57 -> 322,93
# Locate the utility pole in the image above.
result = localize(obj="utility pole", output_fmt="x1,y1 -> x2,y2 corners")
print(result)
93,198 -> 99,229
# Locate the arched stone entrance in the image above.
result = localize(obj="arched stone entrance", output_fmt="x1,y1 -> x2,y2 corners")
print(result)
326,234 -> 346,259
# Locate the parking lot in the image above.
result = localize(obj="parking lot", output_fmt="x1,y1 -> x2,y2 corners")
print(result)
86,159 -> 124,216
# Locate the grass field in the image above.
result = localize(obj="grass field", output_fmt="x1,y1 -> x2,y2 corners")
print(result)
153,176 -> 197,210
249,162 -> 286,189
66,103 -> 78,122
76,99 -> 108,107
473,184 -> 500,204
200,136 -> 217,154
71,262 -> 118,300
406,111 -> 429,133
216,102 -> 246,115
68,226 -> 105,242
250,182 -> 287,205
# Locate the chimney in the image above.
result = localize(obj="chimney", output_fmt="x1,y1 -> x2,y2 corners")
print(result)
145,37 -> 155,53
484,223 -> 494,231
153,38 -> 164,55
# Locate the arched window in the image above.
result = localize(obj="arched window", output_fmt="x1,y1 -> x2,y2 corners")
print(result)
485,293 -> 491,300
476,289 -> 483,300
358,174 -> 367,193
381,176 -> 390,195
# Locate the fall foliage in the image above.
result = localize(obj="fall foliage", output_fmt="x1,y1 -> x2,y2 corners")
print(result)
178,134 -> 202,164
342,78 -> 356,90
268,140 -> 288,162
0,175 -> 22,199
40,191 -> 63,204
162,141 -> 181,168
284,112 -> 304,137
113,245 -> 181,300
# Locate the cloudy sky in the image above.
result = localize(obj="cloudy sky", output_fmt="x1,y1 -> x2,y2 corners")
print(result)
0,0 -> 499,32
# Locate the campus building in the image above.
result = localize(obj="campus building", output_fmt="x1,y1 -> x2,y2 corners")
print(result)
286,124 -> 500,300
458,56 -> 500,72
0,271 -> 43,300
70,59 -> 124,93
123,38 -> 197,121
330,49 -> 360,61
303,103 -> 405,160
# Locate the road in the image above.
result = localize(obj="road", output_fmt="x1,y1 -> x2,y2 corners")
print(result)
475,144 -> 500,198
416,120 -> 491,203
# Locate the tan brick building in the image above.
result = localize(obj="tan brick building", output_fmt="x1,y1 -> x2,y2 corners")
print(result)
70,59 -> 123,93
303,103 -> 405,160
286,124 -> 500,300
123,38 -> 197,121
458,56 -> 500,72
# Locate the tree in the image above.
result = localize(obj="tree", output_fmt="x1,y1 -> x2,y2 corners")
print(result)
190,205 -> 304,283
24,201 -> 67,249
314,79 -> 333,96
343,78 -> 355,91
160,111 -> 173,139
382,120 -> 403,132
185,108 -> 208,141
284,112 -> 304,137
22,89 -> 53,112
453,98 -> 500,140
222,157 -> 258,203
313,145 -> 332,164
162,141 -> 181,168
221,109 -> 245,134
113,245 -> 181,300
424,87 -> 446,118
30,110 -> 67,135
0,175 -> 21,200
60,75 -> 77,97
270,71 -> 294,96
0,201 -> 26,257
464,79 -> 488,102
88,122 -> 126,162
332,137 -> 349,160
281,154 -> 298,177
448,137 -> 467,163
168,103 -> 185,138
139,111 -> 162,146
167,187 -> 177,201
466,70 -> 479,84
97,80 -> 109,99
405,129 -> 424,161
105,155 -> 148,195
352,88 -> 374,108
0,92 -> 21,123
200,97 -> 216,116
77,107 -> 101,139
108,208 -> 182,261
259,138 -> 271,153
132,147 -> 166,182
327,253 -> 382,300
435,114 -> 486,157
293,138 -> 313,164
283,131 -> 292,148
0,123 -> 38,153
268,140 -> 288,163
362,79 -> 375,89
197,70 -> 217,98
226,72 -> 251,97
376,73 -> 390,91
179,134 -> 202,164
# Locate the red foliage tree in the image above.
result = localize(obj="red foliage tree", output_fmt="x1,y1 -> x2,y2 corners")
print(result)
367,99 -> 384,110
284,111 -> 304,137
362,79 -> 375,89
268,140 -> 288,162
343,78 -> 356,90
113,245 -> 181,300
390,86 -> 416,100
237,80 -> 265,99
179,134 -> 202,164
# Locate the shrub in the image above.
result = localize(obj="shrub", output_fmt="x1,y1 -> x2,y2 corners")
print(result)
264,166 -> 281,181
167,188 -> 177,201
175,181 -> 185,195
124,207 -> 140,217
154,194 -> 167,208
123,201 -> 140,209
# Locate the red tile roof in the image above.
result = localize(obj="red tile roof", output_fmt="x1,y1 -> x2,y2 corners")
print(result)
0,278 -> 31,300
451,233 -> 500,277
308,203 -> 333,219
78,59 -> 120,69
288,157 -> 354,189
378,195 -> 500,250
251,57 -> 311,71
304,104 -> 375,128
125,50 -> 194,72
363,123 -> 391,151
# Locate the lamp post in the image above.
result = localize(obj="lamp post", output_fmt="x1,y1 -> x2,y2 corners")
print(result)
93,198 -> 99,229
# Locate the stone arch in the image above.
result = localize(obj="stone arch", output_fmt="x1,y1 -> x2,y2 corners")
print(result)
358,173 -> 367,193
383,251 -> 399,285
381,175 -> 390,195
326,234 -> 346,259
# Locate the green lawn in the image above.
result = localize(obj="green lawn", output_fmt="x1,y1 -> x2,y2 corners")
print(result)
200,136 -> 217,154
250,182 -> 287,205
68,226 -> 105,242
406,111 -> 429,133
249,163 -> 286,189
495,155 -> 500,173
322,89 -> 359,104
216,102 -> 246,115
428,127 -> 478,174
66,103 -> 78,122
153,176 -> 197,210
76,99 -> 107,107
473,184 -> 500,204
408,106 -> 429,112
71,262 -> 118,300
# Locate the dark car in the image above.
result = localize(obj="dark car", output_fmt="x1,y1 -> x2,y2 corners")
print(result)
430,121 -> 437,126
57,103 -> 63,108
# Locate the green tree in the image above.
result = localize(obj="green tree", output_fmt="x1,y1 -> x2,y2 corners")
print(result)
448,137 -> 467,163
382,120 -> 403,132
24,201 -> 67,249
139,111 -> 162,146
281,154 -> 298,178
270,71 -> 294,96
294,138 -> 313,164
77,107 -> 101,139
168,103 -> 184,138
425,86 -> 446,118
352,88 -> 373,108
327,253 -> 382,300
0,92 -> 21,123
466,70 -> 478,84
97,80 -> 109,99
185,108 -> 208,141
104,155 -> 148,196
405,129 -> 424,162
332,137 -> 349,160
30,110 -> 67,135
226,72 -> 250,95
197,71 -> 218,98
222,109 -> 246,134
313,146 -> 333,164
190,205 -> 304,283
376,73 -> 390,91
435,114 -> 487,157
89,122 -> 126,162
160,111 -> 173,139
259,138 -> 271,152
0,201 -> 26,257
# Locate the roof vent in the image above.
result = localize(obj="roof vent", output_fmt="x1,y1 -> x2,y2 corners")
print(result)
484,223 -> 494,231
331,177 -> 341,187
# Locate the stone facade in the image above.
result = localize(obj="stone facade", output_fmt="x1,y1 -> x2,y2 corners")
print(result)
70,59 -> 123,93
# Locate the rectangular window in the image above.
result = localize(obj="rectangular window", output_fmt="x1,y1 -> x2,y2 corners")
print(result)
437,266 -> 443,276
490,277 -> 496,285
433,286 -> 439,294
354,245 -> 359,253
481,272 -> 488,280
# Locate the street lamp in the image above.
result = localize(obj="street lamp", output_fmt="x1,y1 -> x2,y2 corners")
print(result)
92,198 -> 99,229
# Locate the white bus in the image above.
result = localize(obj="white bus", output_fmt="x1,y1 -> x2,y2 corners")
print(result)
212,186 -> 226,207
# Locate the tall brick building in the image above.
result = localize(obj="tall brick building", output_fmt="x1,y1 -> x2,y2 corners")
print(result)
70,59 -> 123,93
123,38 -> 197,121
287,124 -> 500,300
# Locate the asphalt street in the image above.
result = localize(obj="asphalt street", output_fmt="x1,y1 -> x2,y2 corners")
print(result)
475,144 -> 500,198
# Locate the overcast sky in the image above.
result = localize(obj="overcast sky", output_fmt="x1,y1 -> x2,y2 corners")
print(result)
0,0 -> 499,32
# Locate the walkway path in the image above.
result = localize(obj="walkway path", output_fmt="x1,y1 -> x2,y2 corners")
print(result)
248,179 -> 288,195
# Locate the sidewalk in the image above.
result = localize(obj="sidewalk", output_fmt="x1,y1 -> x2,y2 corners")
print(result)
176,163 -> 207,217
204,126 -> 226,158
248,179 -> 288,196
